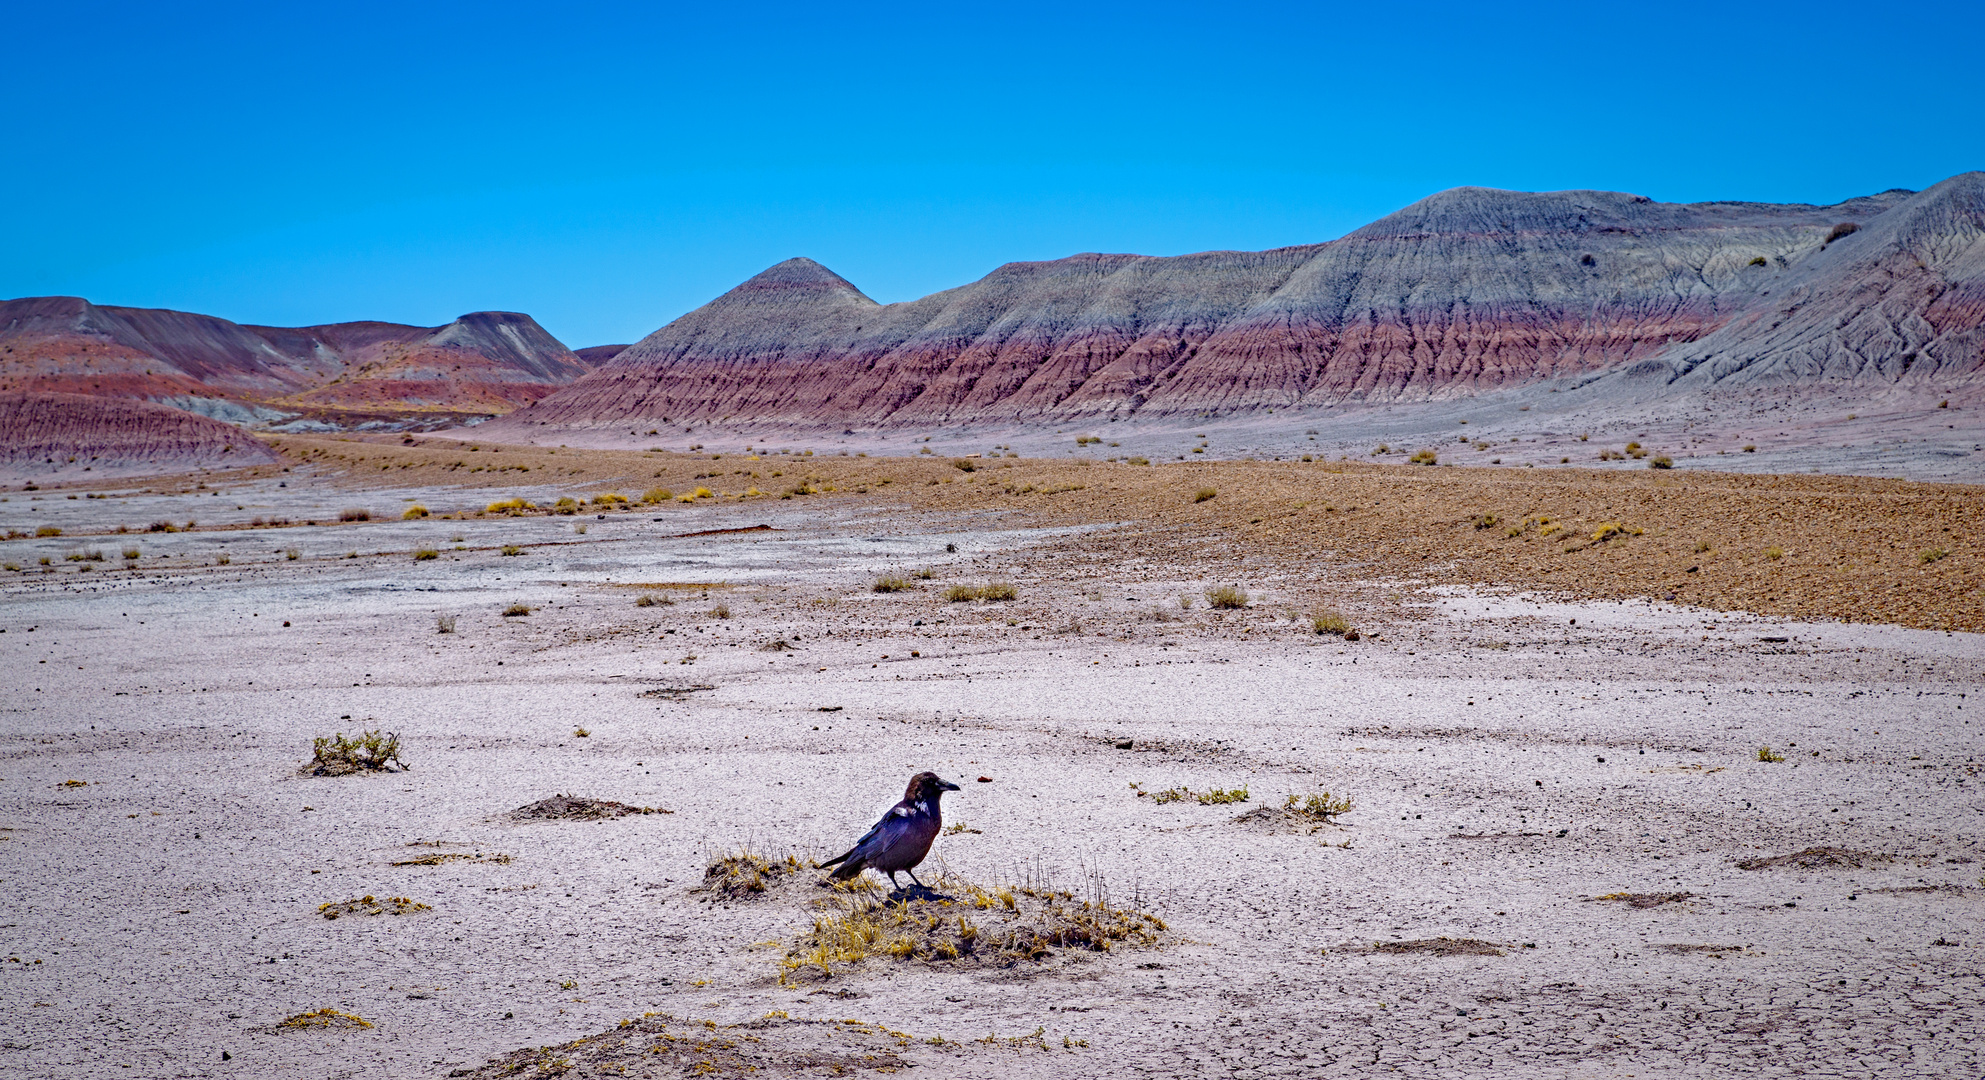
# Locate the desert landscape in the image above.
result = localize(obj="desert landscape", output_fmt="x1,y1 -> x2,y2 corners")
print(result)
1,433 -> 1979,1078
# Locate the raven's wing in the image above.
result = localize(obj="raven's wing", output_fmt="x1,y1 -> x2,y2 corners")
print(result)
822,803 -> 912,867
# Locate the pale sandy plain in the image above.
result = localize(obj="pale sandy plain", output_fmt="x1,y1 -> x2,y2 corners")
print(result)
2,464 -> 1981,1080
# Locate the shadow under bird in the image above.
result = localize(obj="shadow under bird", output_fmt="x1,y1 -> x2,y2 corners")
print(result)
818,771 -> 961,890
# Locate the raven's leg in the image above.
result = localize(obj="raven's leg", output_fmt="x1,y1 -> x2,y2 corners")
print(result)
885,870 -> 901,891
905,867 -> 927,890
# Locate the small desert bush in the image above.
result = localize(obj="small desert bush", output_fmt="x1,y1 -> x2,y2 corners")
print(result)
1649,455 -> 1673,469
553,497 -> 579,515
573,523 -> 587,534
500,545 -> 523,556
64,549 -> 105,562
35,525 -> 62,537
1824,221 -> 1860,244
1127,456 -> 1150,465
1590,521 -> 1643,543
634,593 -> 659,607
692,486 -> 714,499
1920,548 -> 1949,565
1409,449 -> 1438,465
339,508 -> 371,522
952,459 -> 976,472
593,492 -> 629,506
873,575 -> 910,593
1743,444 -> 1757,453
284,548 -> 299,560
402,504 -> 429,519
1757,746 -> 1786,763
641,487 -> 673,504
709,603 -> 731,618
1764,546 -> 1785,561
436,615 -> 457,633
913,567 -> 935,579
1695,540 -> 1713,553
305,730 -> 406,776
1193,487 -> 1217,503
121,547 -> 140,560
1312,608 -> 1351,636
215,553 -> 230,566
502,602 -> 532,617
1204,584 -> 1248,609
413,547 -> 439,561
1473,514 -> 1498,529
487,497 -> 532,514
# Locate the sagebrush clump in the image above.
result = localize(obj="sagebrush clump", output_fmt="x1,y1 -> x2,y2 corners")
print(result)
304,730 -> 407,776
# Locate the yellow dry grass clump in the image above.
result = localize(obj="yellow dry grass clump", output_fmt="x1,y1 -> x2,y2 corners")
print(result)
780,874 -> 1165,984
276,1008 -> 373,1031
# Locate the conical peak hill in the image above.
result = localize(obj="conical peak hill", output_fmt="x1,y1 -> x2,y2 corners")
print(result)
718,258 -> 877,309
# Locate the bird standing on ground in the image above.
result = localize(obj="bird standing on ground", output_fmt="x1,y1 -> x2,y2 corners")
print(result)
818,771 -> 961,891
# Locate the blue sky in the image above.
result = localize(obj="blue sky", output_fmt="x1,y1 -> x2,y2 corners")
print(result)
6,1 -> 1980,346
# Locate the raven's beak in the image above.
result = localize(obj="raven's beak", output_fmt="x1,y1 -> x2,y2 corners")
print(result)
939,779 -> 962,791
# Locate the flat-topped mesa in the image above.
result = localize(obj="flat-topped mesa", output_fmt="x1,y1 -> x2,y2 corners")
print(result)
489,174 -> 1982,438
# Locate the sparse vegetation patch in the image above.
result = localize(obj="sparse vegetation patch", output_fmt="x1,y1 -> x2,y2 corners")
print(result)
318,895 -> 430,919
703,849 -> 806,899
303,730 -> 406,776
780,873 -> 1166,983
509,794 -> 671,820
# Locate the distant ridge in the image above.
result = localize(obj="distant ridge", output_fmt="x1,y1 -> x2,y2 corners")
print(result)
0,299 -> 588,429
484,173 -> 1984,439
0,391 -> 280,480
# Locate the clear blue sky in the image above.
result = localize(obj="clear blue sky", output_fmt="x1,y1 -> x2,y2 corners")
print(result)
6,1 -> 1980,347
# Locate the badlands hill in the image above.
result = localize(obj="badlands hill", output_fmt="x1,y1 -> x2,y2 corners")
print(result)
0,391 -> 279,480
486,173 -> 1984,440
0,299 -> 590,429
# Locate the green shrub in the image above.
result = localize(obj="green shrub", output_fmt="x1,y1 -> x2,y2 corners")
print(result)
1312,608 -> 1351,636
305,730 -> 406,775
402,504 -> 429,519
34,526 -> 61,537
641,488 -> 673,504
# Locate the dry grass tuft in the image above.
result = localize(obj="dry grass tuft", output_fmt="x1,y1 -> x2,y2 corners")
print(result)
780,872 -> 1165,983
1204,584 -> 1248,609
412,547 -> 439,561
339,508 -> 371,522
1756,746 -> 1785,762
947,582 -> 1016,602
872,575 -> 910,593
275,1007 -> 374,1030
502,602 -> 531,616
1193,486 -> 1217,503
1365,937 -> 1504,956
508,794 -> 671,820
436,614 -> 457,634
304,730 -> 406,776
1734,847 -> 1888,871
1311,608 -> 1352,636
402,504 -> 429,519
317,895 -> 429,920
702,848 -> 806,899
1590,892 -> 1697,908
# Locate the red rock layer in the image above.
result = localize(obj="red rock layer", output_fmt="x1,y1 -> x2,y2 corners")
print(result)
0,391 -> 280,478
0,301 -> 587,422
488,175 -> 1983,438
